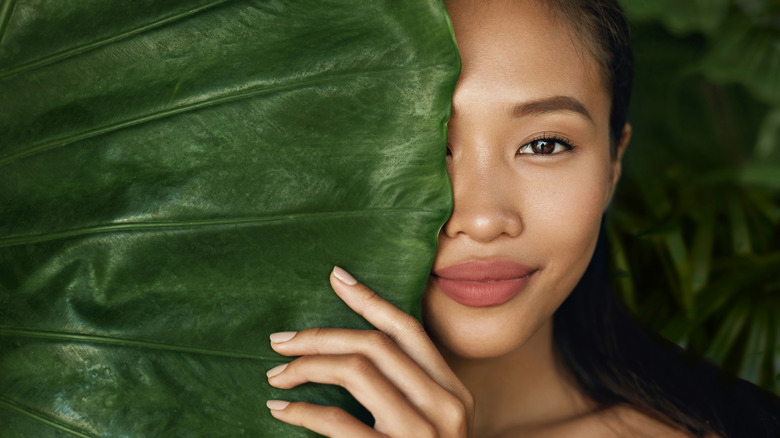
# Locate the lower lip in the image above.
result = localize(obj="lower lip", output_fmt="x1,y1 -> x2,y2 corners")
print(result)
433,275 -> 532,307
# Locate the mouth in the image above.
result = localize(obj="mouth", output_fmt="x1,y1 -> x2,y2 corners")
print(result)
432,260 -> 537,308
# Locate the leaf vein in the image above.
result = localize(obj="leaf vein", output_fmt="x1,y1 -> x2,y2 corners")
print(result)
0,0 -> 16,47
0,63 -> 450,167
0,327 -> 279,361
0,396 -> 96,438
0,0 -> 230,79
0,208 -> 446,247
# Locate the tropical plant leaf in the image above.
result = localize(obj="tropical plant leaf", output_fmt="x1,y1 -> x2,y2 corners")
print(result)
613,0 -> 780,394
698,14 -> 780,104
738,305 -> 770,383
0,1 -> 460,436
620,0 -> 729,35
704,299 -> 751,364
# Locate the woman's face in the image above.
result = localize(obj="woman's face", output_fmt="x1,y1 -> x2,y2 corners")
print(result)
423,0 -> 624,359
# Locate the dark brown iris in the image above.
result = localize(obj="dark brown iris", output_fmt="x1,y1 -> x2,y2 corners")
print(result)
530,139 -> 555,154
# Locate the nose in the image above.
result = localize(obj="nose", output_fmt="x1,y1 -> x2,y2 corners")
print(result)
443,155 -> 523,242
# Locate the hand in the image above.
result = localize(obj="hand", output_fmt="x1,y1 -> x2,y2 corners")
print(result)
265,266 -> 474,437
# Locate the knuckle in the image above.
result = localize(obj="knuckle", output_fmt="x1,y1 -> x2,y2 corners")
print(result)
307,327 -> 329,352
401,316 -> 425,335
366,330 -> 393,347
415,422 -> 438,438
434,394 -> 470,435
360,289 -> 384,312
320,405 -> 352,427
385,313 -> 424,344
442,396 -> 467,421
342,354 -> 373,375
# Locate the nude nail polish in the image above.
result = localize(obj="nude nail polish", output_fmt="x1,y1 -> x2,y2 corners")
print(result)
270,331 -> 297,343
333,266 -> 357,285
266,363 -> 288,378
266,400 -> 290,410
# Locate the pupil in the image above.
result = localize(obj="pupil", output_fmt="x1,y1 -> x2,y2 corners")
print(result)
533,140 -> 553,154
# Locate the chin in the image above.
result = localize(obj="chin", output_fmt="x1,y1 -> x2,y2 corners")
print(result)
438,330 -> 532,360
422,287 -> 547,360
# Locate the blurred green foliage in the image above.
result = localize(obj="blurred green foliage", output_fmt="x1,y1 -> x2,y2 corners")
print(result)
611,0 -> 780,394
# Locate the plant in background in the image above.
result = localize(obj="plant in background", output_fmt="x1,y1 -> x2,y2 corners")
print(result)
611,0 -> 780,394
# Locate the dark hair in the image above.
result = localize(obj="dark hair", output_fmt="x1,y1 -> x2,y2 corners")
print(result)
546,1 -> 780,436
555,224 -> 780,436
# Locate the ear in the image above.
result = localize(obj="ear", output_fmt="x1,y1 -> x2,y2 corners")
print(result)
605,123 -> 631,207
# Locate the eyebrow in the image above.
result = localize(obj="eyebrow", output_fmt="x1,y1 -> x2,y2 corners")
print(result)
511,96 -> 593,123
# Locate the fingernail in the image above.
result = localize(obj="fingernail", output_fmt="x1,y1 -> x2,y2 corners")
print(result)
333,266 -> 357,286
270,331 -> 297,343
266,400 -> 290,410
266,363 -> 288,378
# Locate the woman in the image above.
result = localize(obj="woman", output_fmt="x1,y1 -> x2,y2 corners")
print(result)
262,0 -> 779,436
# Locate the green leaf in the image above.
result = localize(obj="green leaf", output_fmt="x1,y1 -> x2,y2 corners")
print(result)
738,164 -> 780,190
620,0 -> 729,35
738,305 -> 770,383
0,1 -> 460,436
753,107 -> 780,161
698,15 -> 780,104
660,315 -> 692,348
690,209 -> 714,294
728,194 -> 753,255
773,315 -> 780,393
606,220 -> 637,312
705,299 -> 751,364
663,225 -> 695,316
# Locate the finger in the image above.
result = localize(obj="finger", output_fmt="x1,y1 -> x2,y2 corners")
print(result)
271,327 -> 457,418
330,267 -> 472,402
267,354 -> 429,436
266,400 -> 384,438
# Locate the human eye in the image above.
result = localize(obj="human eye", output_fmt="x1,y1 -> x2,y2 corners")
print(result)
517,134 -> 575,156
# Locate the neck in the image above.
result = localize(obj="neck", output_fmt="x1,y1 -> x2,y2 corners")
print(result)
442,318 -> 596,437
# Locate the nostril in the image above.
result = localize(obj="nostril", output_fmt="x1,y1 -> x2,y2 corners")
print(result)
444,203 -> 523,242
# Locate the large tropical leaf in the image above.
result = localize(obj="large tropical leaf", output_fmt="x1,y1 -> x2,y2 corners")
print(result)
0,1 -> 460,436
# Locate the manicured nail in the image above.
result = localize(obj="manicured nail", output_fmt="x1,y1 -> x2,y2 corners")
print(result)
333,266 -> 357,286
266,400 -> 290,410
266,363 -> 288,378
270,331 -> 297,343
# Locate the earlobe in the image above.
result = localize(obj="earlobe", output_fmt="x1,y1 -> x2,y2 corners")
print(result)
616,123 -> 631,163
613,123 -> 631,182
605,123 -> 631,207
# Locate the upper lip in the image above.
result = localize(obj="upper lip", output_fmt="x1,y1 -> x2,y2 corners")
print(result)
433,260 -> 536,282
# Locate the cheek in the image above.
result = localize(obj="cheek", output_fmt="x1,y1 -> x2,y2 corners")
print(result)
525,160 -> 610,254
521,159 -> 611,313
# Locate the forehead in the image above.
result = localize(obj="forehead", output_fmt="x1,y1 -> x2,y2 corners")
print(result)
445,0 -> 608,121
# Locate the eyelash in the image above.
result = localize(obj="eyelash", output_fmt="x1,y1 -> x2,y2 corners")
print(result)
444,134 -> 577,156
516,134 -> 576,156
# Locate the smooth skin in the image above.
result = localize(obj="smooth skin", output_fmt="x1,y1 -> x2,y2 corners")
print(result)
266,0 -> 694,436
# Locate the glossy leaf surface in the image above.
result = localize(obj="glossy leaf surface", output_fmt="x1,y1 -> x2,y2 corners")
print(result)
0,1 -> 460,436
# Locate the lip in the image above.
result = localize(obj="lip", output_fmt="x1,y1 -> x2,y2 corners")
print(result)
432,260 -> 536,307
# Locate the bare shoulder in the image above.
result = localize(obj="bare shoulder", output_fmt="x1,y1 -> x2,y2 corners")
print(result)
594,404 -> 700,438
495,404 -> 707,438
